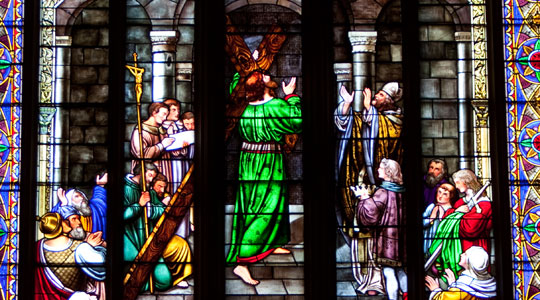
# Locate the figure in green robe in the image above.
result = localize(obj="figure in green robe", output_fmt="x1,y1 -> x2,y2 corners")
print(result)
124,163 -> 192,291
226,71 -> 302,285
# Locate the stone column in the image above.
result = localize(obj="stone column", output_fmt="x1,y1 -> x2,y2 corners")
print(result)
455,32 -> 474,170
150,31 -> 178,102
334,63 -> 352,104
348,31 -> 377,112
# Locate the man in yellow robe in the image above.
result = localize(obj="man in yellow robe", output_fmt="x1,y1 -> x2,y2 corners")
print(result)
335,82 -> 403,296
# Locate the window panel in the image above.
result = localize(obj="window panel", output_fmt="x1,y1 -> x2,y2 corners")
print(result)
224,2 -> 304,297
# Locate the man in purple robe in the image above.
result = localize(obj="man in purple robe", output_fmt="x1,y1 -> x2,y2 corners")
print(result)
423,159 -> 449,208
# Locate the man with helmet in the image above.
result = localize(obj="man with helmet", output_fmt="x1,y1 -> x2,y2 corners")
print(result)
35,208 -> 106,300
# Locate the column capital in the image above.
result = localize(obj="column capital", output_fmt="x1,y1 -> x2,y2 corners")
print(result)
348,31 -> 377,53
455,31 -> 472,42
150,30 -> 178,52
334,63 -> 352,81
55,36 -> 72,47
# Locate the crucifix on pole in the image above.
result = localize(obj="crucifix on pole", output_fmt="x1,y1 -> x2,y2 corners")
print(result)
125,52 -> 154,293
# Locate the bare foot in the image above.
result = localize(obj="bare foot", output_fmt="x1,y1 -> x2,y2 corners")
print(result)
233,265 -> 259,286
177,280 -> 189,289
272,247 -> 291,254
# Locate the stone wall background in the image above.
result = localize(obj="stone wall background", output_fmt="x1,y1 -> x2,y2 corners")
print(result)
66,0 -> 109,194
419,1 -> 460,174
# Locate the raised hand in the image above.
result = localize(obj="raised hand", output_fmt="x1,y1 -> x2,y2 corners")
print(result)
340,85 -> 355,103
282,77 -> 296,95
96,173 -> 108,186
444,268 -> 456,286
86,231 -> 104,247
57,188 -> 67,206
363,87 -> 372,110
425,275 -> 440,291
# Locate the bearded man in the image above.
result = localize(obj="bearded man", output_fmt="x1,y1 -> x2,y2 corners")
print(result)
335,83 -> 403,236
423,159 -> 449,207
35,208 -> 106,300
52,173 -> 108,239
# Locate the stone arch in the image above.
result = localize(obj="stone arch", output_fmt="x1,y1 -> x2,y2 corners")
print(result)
55,0 -> 98,36
225,0 -> 301,15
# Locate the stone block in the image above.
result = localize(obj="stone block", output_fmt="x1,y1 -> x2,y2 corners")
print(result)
428,25 -> 455,41
84,49 -> 109,65
127,5 -> 149,21
91,0 -> 108,8
419,5 -> 445,23
274,267 -> 303,279
290,215 -> 303,245
283,280 -> 304,295
441,79 -> 457,99
93,146 -> 108,163
125,123 -> 136,141
98,67 -> 109,84
434,138 -> 458,156
70,146 -> 94,163
126,26 -> 151,43
391,44 -> 402,62
445,42 -> 457,59
431,61 -> 457,78
420,61 -> 430,79
70,85 -> 87,103
84,126 -> 107,143
88,85 -> 108,103
420,42 -> 444,59
255,280 -> 287,295
82,8 -> 108,26
419,26 -> 428,42
72,67 -> 98,84
71,48 -> 84,65
446,157 -> 459,174
69,164 -> 84,183
73,29 -> 99,46
99,29 -> 109,47
421,120 -> 443,138
422,138 -> 434,155
286,153 -> 303,180
71,108 -> 94,125
70,126 -> 84,143
225,280 -> 256,295
178,26 -> 195,44
420,79 -> 440,99
251,266 -> 273,279
176,45 -> 193,61
421,101 -> 433,118
175,81 -> 192,103
443,120 -> 458,138
375,63 -> 402,82
336,281 -> 356,296
376,44 -> 391,62
433,102 -> 457,118
95,108 -> 108,125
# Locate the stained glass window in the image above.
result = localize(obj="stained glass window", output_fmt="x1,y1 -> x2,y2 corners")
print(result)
224,2 -> 304,297
0,0 -> 23,299
504,1 -> 540,298
122,1 -> 195,298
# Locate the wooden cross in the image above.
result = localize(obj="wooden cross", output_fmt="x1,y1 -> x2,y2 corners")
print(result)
225,15 -> 298,151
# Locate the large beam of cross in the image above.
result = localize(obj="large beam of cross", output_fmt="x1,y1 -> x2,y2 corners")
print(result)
224,15 -> 298,152
123,166 -> 194,300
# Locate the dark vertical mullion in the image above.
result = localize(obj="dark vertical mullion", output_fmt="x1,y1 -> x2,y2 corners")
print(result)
108,0 -> 126,299
486,0 -> 513,299
302,1 -> 336,299
19,0 -> 41,298
194,3 -> 225,300
401,1 -> 424,299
